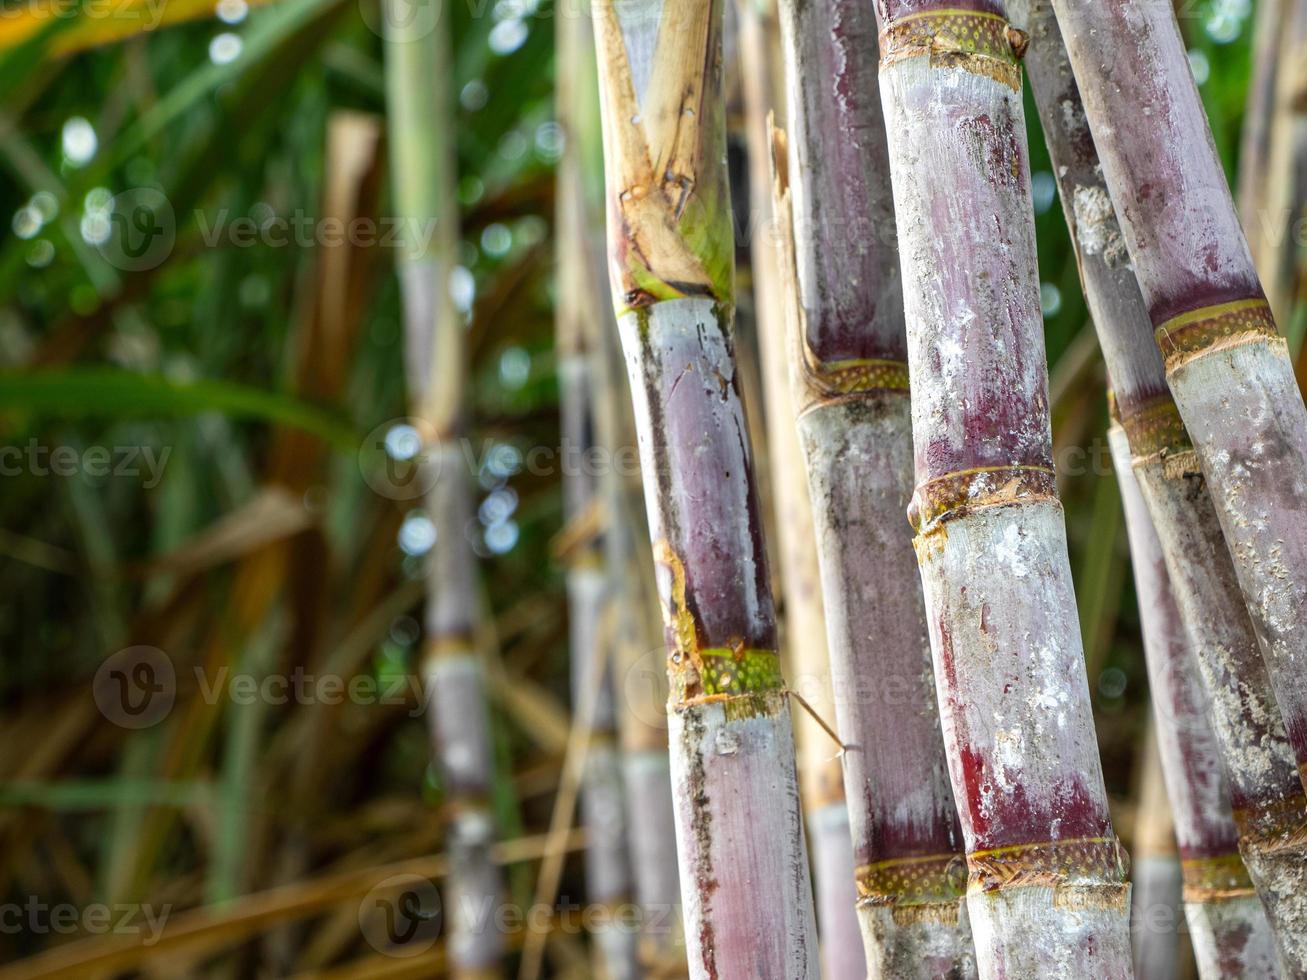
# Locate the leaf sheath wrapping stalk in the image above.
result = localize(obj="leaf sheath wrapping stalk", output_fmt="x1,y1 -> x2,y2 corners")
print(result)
1050,0 -> 1307,780
871,1 -> 1131,973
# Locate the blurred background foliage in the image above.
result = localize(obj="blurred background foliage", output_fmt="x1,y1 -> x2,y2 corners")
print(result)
0,0 -> 1296,973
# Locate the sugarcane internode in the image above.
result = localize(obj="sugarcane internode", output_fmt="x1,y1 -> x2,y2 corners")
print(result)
1153,297 -> 1281,370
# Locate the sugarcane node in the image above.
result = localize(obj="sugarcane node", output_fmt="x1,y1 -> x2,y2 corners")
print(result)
879,9 -> 1022,90
911,464 -> 1058,531
966,836 -> 1129,895
1180,852 -> 1258,902
855,852 -> 968,908
1153,297 -> 1280,371
1117,393 -> 1193,460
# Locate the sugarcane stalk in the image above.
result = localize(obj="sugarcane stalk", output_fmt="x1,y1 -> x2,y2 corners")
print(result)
868,2 -> 1131,974
594,328 -> 687,971
1009,1 -> 1307,969
1129,723 -> 1187,980
555,8 -> 641,978
1237,0 -> 1286,266
769,0 -> 975,974
557,5 -> 685,969
734,3 -> 865,977
1049,0 -> 1307,793
590,1 -> 819,975
1112,428 -> 1282,980
1257,0 -> 1307,329
383,3 -> 502,974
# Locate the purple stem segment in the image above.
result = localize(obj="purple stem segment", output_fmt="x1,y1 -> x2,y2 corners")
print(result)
1050,0 -> 1307,784
1110,427 -> 1282,980
1010,2 -> 1307,969
773,0 -> 973,972
871,0 -> 1132,974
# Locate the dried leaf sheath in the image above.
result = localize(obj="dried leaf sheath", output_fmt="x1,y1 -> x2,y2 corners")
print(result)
1007,1 -> 1307,968
1050,0 -> 1307,786
382,0 -> 502,973
772,0 -> 973,972
591,2 -> 818,976
870,1 -> 1131,974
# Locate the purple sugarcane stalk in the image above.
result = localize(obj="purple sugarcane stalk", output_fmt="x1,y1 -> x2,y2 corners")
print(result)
1006,2 -> 1303,971
771,0 -> 976,974
1111,427 -> 1282,979
735,3 -> 865,977
1050,0 -> 1307,803
590,1 -> 819,976
870,1 -> 1133,974
383,2 -> 502,973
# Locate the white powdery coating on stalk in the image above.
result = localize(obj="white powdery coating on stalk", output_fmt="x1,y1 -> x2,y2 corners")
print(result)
1054,1 -> 1256,308
799,399 -> 974,976
1238,845 -> 1307,971
967,885 -> 1131,978
1107,429 -> 1235,847
669,694 -> 819,980
1129,458 -> 1298,806
859,904 -> 978,980
799,402 -> 961,843
1169,340 -> 1307,752
1186,897 -> 1283,980
1070,185 -> 1128,267
1131,451 -> 1307,972
879,61 -> 1051,471
915,502 -> 1110,846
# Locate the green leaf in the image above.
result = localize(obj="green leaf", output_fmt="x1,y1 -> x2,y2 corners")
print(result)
0,369 -> 358,449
